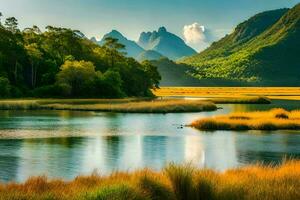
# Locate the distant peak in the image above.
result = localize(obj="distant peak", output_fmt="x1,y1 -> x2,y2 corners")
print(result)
90,37 -> 98,43
109,29 -> 123,35
158,27 -> 167,33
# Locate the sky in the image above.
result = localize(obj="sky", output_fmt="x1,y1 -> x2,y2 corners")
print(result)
0,0 -> 299,50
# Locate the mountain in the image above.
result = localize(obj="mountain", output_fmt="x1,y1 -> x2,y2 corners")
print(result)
99,30 -> 144,58
150,58 -> 245,86
150,58 -> 203,86
98,28 -> 197,61
138,27 -> 197,60
136,50 -> 164,62
181,3 -> 300,85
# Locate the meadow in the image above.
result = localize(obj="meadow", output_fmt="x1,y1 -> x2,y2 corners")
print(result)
0,161 -> 299,200
190,108 -> 300,131
0,99 -> 217,113
153,87 -> 300,100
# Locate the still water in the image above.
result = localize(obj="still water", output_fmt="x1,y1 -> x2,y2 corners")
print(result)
0,100 -> 300,182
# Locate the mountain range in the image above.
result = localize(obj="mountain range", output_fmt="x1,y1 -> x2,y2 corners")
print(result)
95,27 -> 197,61
181,3 -> 300,85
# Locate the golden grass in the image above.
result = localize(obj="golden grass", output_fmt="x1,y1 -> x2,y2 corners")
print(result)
0,99 -> 217,113
153,87 -> 300,100
209,96 -> 271,104
190,108 -> 300,131
0,161 -> 299,200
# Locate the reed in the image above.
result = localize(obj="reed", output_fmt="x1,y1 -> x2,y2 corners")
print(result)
190,108 -> 300,131
210,96 -> 271,104
153,87 -> 300,101
0,99 -> 217,113
0,161 -> 299,200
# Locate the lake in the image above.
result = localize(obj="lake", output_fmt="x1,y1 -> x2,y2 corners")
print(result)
0,100 -> 300,182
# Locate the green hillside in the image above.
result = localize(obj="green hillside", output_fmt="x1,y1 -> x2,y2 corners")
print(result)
181,3 -> 300,85
137,50 -> 164,62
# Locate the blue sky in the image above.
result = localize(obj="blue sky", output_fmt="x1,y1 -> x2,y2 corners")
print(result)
0,0 -> 299,50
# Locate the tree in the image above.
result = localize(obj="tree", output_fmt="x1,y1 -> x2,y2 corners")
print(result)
56,60 -> 97,96
142,60 -> 161,89
0,77 -> 10,97
103,37 -> 125,67
0,12 -> 2,26
5,17 -> 19,33
25,43 -> 43,88
101,70 -> 123,97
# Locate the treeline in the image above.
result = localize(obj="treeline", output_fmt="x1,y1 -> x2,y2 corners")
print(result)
0,13 -> 161,98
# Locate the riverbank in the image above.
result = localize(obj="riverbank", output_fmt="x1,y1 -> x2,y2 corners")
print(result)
0,161 -> 299,200
0,99 -> 217,113
191,108 -> 300,131
153,87 -> 300,100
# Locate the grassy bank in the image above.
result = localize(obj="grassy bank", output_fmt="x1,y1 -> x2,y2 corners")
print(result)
0,161 -> 299,200
209,96 -> 271,104
0,99 -> 217,113
153,87 -> 300,100
190,108 -> 300,131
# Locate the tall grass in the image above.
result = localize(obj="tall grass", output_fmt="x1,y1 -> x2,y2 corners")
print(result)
0,99 -> 217,113
210,96 -> 271,104
0,161 -> 299,200
191,108 -> 300,131
153,87 -> 300,100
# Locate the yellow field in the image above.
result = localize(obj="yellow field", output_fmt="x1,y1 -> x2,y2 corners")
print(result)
153,87 -> 300,100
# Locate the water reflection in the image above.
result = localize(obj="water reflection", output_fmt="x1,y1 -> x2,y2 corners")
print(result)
0,100 -> 299,182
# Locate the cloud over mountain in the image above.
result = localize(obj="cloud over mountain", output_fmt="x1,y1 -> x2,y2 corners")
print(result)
183,23 -> 206,43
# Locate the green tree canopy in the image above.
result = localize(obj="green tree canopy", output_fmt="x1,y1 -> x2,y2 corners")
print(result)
5,17 -> 19,33
57,60 -> 97,96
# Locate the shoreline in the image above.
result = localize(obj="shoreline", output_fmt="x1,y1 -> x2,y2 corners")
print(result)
0,161 -> 299,200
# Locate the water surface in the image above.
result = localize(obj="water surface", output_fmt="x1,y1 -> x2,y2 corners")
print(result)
0,100 -> 300,182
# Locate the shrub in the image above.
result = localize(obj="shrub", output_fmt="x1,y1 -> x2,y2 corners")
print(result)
0,77 -> 10,97
32,84 -> 71,97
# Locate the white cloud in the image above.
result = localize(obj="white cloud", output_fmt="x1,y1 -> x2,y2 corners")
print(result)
183,23 -> 207,44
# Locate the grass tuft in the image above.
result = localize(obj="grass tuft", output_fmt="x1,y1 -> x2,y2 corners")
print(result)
164,163 -> 196,200
85,184 -> 149,200
139,176 -> 175,200
0,161 -> 299,200
190,108 -> 300,131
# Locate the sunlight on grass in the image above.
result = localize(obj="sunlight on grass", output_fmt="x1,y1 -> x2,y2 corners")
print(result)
153,87 -> 300,101
0,161 -> 299,200
190,108 -> 300,131
0,99 -> 217,113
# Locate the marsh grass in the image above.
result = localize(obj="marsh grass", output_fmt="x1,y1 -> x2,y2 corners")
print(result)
153,87 -> 300,101
210,96 -> 271,104
0,161 -> 299,200
190,108 -> 300,131
0,99 -> 217,113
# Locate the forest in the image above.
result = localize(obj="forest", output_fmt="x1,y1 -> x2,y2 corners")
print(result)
0,14 -> 161,98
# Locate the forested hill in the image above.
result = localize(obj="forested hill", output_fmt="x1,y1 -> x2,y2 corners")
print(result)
181,3 -> 300,86
0,15 -> 161,98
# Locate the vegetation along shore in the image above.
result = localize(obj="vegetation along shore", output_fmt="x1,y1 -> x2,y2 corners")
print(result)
0,161 -> 299,200
191,108 -> 300,131
0,99 -> 217,113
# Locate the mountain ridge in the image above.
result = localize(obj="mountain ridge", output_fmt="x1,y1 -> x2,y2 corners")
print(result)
96,27 -> 197,61
138,27 -> 197,60
181,3 -> 300,85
